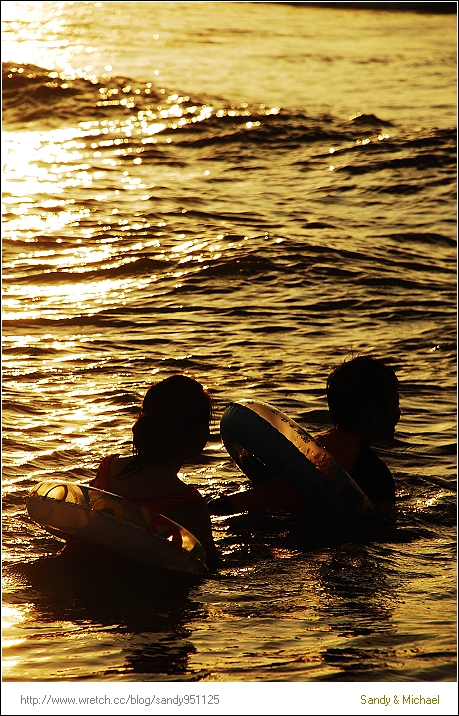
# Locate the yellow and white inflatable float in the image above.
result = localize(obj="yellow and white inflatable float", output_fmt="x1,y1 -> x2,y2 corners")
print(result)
26,480 -> 207,574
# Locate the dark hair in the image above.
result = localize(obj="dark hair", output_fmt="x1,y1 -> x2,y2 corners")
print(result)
131,375 -> 212,463
326,356 -> 398,430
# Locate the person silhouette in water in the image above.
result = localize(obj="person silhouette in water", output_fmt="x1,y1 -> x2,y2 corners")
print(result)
64,375 -> 218,567
210,356 -> 400,521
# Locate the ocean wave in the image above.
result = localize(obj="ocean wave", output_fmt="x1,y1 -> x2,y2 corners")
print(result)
385,232 -> 456,246
2,63 -> 162,126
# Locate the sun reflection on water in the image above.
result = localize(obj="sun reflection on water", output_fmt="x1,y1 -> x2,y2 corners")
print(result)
2,603 -> 30,671
2,275 -> 154,321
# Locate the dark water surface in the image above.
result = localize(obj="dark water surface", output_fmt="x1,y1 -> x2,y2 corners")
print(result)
2,0 -> 456,704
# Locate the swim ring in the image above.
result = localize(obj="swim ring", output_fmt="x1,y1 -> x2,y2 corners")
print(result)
220,400 -> 374,520
26,480 -> 207,574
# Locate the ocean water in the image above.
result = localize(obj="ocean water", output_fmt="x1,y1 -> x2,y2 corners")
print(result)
2,0 -> 457,705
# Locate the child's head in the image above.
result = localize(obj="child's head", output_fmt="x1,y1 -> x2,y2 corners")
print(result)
327,356 -> 400,440
132,375 -> 212,464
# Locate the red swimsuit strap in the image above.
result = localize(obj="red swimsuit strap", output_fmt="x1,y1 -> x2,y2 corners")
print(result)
91,454 -> 116,491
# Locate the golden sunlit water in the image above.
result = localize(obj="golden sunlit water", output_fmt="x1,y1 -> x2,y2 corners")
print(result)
2,0 -> 456,699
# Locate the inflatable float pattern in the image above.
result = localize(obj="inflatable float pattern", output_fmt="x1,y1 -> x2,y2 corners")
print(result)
26,480 -> 207,574
220,400 -> 374,519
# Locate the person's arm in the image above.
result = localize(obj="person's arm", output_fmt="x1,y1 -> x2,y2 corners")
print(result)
169,501 -> 219,569
208,477 -> 314,517
207,488 -> 265,515
352,447 -> 397,523
227,488 -> 266,512
207,494 -> 238,515
374,501 -> 397,522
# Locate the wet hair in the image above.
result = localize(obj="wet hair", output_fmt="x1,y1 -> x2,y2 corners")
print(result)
326,356 -> 398,430
130,375 -> 212,464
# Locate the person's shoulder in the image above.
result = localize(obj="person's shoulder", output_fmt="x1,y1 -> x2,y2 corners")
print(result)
358,443 -> 392,474
107,454 -> 134,477
91,454 -> 117,483
98,453 -> 119,465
